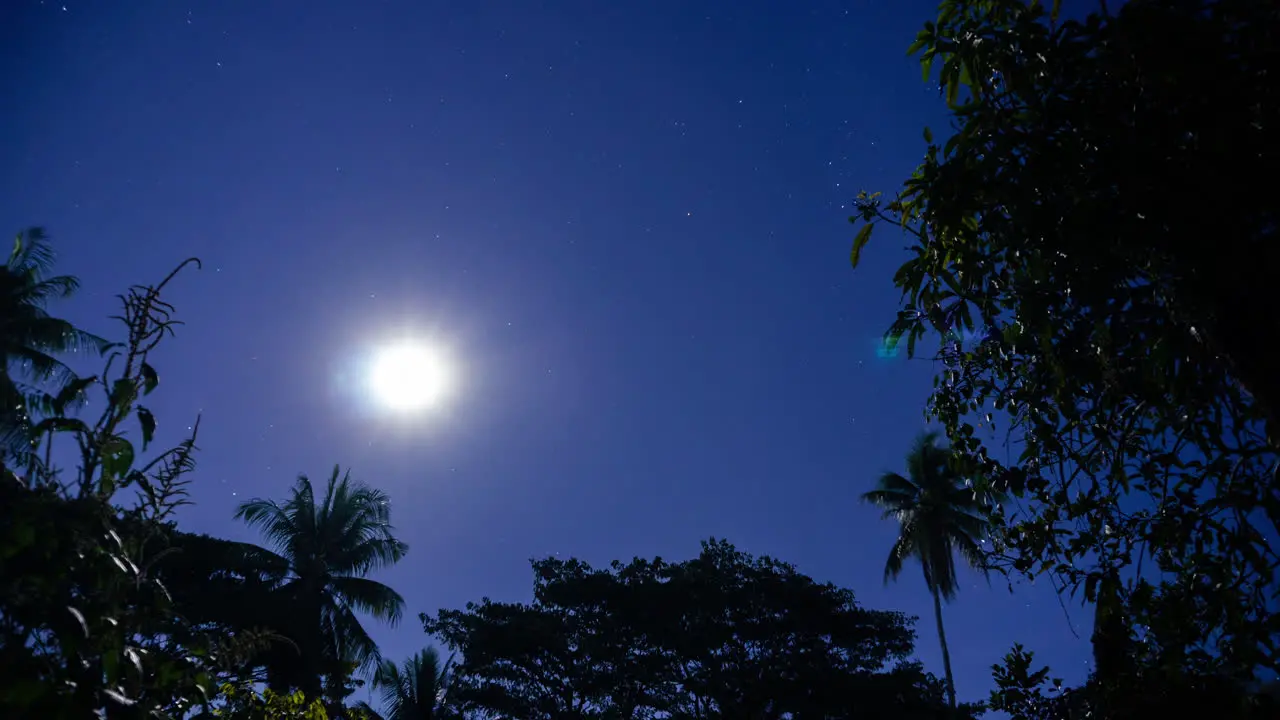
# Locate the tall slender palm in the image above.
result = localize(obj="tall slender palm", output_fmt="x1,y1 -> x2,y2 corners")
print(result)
0,228 -> 108,464
356,647 -> 455,720
861,430 -> 994,709
235,466 -> 409,702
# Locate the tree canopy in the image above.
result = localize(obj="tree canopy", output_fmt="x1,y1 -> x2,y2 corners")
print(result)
849,0 -> 1280,710
424,539 -> 967,719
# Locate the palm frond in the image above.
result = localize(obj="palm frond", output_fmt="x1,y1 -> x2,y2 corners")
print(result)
2,229 -> 107,380
209,537 -> 293,582
374,659 -> 411,719
866,430 -> 991,600
862,488 -> 915,511
325,599 -> 384,672
370,647 -> 452,720
862,472 -> 922,521
6,228 -> 57,275
905,430 -> 946,478
883,532 -> 913,584
926,529 -> 961,600
944,507 -> 992,539
951,530 -> 990,578
5,320 -> 111,359
335,535 -> 410,578
238,474 -> 326,569
319,464 -> 344,528
235,498 -> 304,562
868,470 -> 920,496
5,345 -> 78,385
330,575 -> 405,626
12,274 -> 81,304
322,471 -> 407,576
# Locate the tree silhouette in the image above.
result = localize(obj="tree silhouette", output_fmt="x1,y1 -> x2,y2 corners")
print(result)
356,647 -> 456,720
849,0 -> 1280,688
426,539 -> 964,719
235,466 -> 408,708
862,430 -> 993,708
0,228 -> 107,465
0,258 -> 224,718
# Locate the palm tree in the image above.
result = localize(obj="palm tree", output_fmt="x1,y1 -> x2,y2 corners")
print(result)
861,430 -> 995,709
235,466 -> 409,703
0,228 -> 108,465
356,647 -> 455,720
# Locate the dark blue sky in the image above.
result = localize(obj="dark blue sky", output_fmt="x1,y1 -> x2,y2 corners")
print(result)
3,0 -> 1091,703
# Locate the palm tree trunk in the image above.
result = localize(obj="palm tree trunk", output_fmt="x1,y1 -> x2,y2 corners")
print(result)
931,585 -> 957,709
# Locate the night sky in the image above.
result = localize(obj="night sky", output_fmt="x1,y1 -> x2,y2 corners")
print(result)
4,0 -> 1092,704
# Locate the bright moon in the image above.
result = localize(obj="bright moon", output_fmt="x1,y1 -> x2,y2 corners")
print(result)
368,343 -> 451,413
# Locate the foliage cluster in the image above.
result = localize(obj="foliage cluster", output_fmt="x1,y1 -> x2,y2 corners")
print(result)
1,239 -> 220,717
851,0 -> 1280,715
425,539 -> 967,719
0,230 -> 396,718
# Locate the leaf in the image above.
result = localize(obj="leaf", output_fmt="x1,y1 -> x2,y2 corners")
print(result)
943,132 -> 961,158
103,687 -> 137,707
137,406 -> 156,451
67,606 -> 89,637
195,673 -> 213,703
102,435 -> 135,482
110,377 -> 138,407
124,646 -> 144,676
140,362 -> 159,395
923,126 -> 933,144
957,300 -> 973,331
850,224 -> 874,269
883,331 -> 903,356
937,268 -> 963,296
53,375 -> 97,414
31,416 -> 90,436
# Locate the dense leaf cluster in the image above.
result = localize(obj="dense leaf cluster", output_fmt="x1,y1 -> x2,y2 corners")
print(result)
425,539 -> 968,719
0,248 -> 236,717
0,235 -> 387,718
851,0 -> 1280,713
